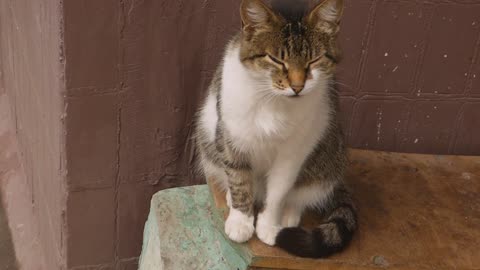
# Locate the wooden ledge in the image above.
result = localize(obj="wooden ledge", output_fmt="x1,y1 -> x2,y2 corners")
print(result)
209,149 -> 480,270
139,149 -> 479,270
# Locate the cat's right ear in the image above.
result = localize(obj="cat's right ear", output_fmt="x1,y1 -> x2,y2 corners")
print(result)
307,0 -> 344,25
240,0 -> 279,35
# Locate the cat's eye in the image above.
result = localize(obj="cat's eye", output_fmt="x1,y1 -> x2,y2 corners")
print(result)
308,52 -> 337,67
267,55 -> 286,67
308,56 -> 322,66
325,53 -> 337,63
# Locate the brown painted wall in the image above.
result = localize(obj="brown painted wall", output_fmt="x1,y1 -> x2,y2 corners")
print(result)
62,0 -> 480,268
0,0 -> 66,269
1,0 -> 479,269
337,0 -> 480,155
62,0 -> 239,268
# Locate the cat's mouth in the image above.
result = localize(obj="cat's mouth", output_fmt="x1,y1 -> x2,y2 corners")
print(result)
273,88 -> 305,98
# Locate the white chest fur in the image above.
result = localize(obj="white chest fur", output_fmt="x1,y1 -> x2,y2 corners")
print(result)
200,47 -> 332,173
222,47 -> 331,151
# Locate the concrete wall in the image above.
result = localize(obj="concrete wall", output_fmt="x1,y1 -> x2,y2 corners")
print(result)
0,0 -> 479,269
337,0 -> 480,154
61,0 -> 236,268
61,0 -> 480,268
0,0 -> 66,269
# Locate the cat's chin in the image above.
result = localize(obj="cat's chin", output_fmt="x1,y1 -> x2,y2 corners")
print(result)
273,89 -> 301,98
276,93 -> 303,99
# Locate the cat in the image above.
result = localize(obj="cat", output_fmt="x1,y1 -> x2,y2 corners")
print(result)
194,0 -> 357,258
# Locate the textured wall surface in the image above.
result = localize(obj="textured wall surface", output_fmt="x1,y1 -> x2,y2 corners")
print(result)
1,0 -> 479,269
337,0 -> 480,155
62,0 -> 240,268
61,0 -> 480,268
0,0 -> 65,269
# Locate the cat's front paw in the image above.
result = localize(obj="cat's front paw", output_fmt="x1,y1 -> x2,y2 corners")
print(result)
256,212 -> 282,246
225,208 -> 254,243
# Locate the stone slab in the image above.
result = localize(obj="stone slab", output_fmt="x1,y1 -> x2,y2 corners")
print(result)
139,186 -> 252,270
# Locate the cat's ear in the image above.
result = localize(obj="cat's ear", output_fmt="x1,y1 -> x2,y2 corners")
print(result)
307,0 -> 344,26
240,0 -> 279,34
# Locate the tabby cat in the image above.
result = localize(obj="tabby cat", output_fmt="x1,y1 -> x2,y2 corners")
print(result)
194,0 -> 357,258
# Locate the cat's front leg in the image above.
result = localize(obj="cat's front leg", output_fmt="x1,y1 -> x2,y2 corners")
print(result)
224,166 -> 255,243
256,157 -> 304,246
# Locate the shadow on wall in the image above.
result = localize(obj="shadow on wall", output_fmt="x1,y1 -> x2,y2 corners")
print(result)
0,195 -> 18,270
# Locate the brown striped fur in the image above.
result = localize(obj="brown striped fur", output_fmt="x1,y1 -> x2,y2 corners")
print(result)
194,0 -> 357,258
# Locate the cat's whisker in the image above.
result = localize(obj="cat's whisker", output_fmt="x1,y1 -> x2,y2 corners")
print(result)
334,81 -> 353,90
263,94 -> 278,104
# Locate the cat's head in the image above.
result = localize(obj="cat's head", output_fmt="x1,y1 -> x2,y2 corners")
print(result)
239,0 -> 343,97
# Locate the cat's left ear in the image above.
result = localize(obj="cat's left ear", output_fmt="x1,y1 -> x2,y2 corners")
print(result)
307,0 -> 344,26
240,0 -> 280,35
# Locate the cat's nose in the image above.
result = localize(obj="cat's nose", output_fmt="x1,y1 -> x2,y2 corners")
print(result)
291,84 -> 305,94
288,69 -> 306,94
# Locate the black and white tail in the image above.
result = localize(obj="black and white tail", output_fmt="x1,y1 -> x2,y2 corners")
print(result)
275,184 -> 357,258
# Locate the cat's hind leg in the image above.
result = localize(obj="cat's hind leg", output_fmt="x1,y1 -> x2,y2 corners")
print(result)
281,182 -> 336,227
281,203 -> 303,228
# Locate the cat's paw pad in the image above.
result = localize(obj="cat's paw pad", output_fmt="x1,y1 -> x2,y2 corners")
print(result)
281,208 -> 302,227
225,208 -> 254,243
256,213 -> 282,246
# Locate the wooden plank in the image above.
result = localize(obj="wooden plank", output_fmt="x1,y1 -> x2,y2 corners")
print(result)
209,149 -> 480,270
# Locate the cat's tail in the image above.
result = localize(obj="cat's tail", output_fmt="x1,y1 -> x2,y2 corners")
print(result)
275,183 -> 357,258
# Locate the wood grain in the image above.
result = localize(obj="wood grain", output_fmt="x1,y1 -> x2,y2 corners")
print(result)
209,149 -> 480,270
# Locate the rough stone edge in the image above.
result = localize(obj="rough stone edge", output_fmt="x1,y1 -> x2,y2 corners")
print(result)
138,185 -> 253,270
138,201 -> 163,270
